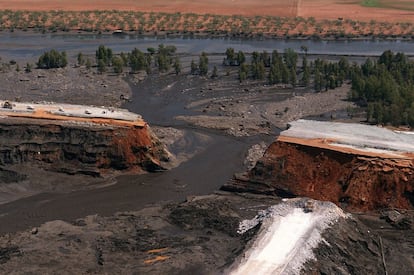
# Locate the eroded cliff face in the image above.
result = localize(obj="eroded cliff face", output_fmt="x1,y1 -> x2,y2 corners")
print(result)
0,117 -> 169,176
226,140 -> 414,211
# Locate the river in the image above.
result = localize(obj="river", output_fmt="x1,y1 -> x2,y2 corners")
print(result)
1,32 -> 414,61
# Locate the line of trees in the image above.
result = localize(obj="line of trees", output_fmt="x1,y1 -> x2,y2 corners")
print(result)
93,44 -> 177,74
223,47 -> 348,91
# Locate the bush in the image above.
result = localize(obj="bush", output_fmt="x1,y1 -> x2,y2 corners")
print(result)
37,49 -> 67,69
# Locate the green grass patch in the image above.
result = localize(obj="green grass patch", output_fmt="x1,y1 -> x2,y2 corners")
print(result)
360,0 -> 414,11
360,0 -> 381,8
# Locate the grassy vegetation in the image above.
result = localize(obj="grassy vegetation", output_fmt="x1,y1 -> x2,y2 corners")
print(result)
360,0 -> 381,8
360,0 -> 414,11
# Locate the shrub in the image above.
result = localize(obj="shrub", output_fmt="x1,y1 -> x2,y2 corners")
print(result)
37,49 -> 67,69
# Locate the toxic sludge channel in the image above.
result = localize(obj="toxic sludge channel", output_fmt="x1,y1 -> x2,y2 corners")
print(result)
0,1 -> 414,274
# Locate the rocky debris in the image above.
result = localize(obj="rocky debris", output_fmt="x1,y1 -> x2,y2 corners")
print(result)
0,193 -> 412,274
0,193 -> 280,274
302,217 -> 385,275
224,120 -> 414,211
0,66 -> 131,108
0,246 -> 21,264
155,72 -> 355,137
380,209 -> 413,230
30,227 -> 38,235
0,167 -> 27,183
0,116 -> 169,176
243,142 -> 268,170
175,115 -> 272,137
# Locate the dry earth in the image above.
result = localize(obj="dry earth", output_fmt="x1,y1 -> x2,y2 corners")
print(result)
0,193 -> 412,274
0,64 -> 131,108
2,0 -> 414,22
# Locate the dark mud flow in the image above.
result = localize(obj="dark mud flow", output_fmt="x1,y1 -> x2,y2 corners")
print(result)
0,73 -> 275,234
0,130 -> 254,234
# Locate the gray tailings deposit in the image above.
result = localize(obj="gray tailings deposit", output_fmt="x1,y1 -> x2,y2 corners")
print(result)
0,72 -> 274,234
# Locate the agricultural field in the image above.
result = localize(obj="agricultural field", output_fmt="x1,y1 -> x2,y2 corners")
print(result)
1,0 -> 414,22
0,1 -> 413,39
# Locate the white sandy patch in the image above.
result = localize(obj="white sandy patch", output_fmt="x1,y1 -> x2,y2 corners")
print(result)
283,119 -> 414,156
231,199 -> 348,275
0,100 -> 141,121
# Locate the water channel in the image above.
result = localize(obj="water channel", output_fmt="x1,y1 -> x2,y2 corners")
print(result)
1,32 -> 414,61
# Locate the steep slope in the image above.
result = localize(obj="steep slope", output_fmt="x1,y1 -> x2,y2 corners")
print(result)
0,102 -> 169,176
224,120 -> 414,211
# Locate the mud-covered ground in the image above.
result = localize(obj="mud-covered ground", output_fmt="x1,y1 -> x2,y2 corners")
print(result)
0,193 -> 412,274
0,54 -> 412,273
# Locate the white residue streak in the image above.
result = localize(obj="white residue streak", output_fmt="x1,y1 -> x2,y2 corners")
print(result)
0,101 -> 141,122
283,119 -> 414,157
231,199 -> 348,275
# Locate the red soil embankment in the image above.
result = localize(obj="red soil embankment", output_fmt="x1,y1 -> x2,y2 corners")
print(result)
226,140 -> 414,211
0,117 -> 169,175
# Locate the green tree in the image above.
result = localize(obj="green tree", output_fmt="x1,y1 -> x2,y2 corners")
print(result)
301,56 -> 310,86
190,59 -> 198,75
77,52 -> 84,66
281,63 -> 290,84
290,68 -> 297,86
173,57 -> 181,75
211,65 -> 218,78
283,48 -> 298,71
120,52 -> 128,65
224,47 -> 236,66
96,45 -> 113,66
237,51 -> 246,65
24,62 -> 32,73
128,48 -> 147,73
239,63 -> 249,82
85,58 -> 92,70
112,56 -> 124,74
314,68 -> 322,91
97,59 -> 106,74
269,62 -> 281,84
37,49 -> 68,69
156,44 -> 176,72
260,51 -> 271,67
199,52 -> 209,76
147,47 -> 156,55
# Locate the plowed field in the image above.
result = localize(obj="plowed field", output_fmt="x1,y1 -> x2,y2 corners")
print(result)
0,0 -> 413,22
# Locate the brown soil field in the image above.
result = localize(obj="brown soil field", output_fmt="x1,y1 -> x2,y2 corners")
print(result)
0,0 -> 298,17
2,0 -> 414,22
299,0 -> 414,22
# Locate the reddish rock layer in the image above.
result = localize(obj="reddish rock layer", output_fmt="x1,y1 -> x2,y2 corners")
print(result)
226,141 -> 414,211
0,117 -> 169,176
